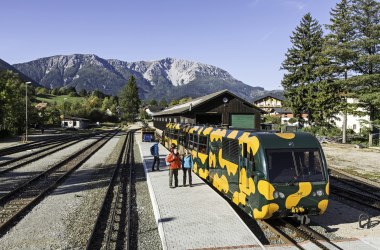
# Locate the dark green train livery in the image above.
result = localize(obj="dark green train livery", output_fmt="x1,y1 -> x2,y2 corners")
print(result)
164,123 -> 329,220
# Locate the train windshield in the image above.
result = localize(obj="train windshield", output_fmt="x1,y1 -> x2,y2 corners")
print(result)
266,149 -> 325,183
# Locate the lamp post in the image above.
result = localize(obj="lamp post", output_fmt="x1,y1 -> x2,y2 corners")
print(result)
25,81 -> 32,142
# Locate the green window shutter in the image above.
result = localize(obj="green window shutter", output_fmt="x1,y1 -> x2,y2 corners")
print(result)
231,114 -> 255,129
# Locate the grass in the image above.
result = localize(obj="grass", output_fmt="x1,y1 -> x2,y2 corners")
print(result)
344,167 -> 380,182
35,94 -> 85,104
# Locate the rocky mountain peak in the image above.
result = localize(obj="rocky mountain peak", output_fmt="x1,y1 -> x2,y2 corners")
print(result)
12,54 -> 282,101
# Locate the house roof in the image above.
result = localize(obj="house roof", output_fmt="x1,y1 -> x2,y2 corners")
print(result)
153,89 -> 265,116
252,94 -> 285,103
273,107 -> 292,114
62,116 -> 90,121
35,102 -> 48,109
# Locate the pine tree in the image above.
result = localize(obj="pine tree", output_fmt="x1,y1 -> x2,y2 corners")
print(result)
281,13 -> 341,127
119,76 -> 141,122
348,0 -> 380,143
325,0 -> 357,142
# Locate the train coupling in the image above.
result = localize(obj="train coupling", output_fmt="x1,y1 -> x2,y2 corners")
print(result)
294,214 -> 310,225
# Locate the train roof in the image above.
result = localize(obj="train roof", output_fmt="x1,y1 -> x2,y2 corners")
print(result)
165,123 -> 321,148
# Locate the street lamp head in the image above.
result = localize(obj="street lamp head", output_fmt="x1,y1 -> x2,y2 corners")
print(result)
25,81 -> 32,85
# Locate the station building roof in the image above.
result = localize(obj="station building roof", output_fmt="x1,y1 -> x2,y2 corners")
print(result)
153,89 -> 265,116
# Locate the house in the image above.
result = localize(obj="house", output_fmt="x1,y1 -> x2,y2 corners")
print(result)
253,95 -> 308,125
253,94 -> 284,114
35,102 -> 48,110
152,89 -> 265,131
335,98 -> 370,134
61,116 -> 90,129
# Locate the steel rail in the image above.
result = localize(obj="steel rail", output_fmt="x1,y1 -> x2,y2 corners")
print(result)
0,132 -> 97,168
331,185 -> 380,211
125,130 -> 135,250
86,130 -> 136,250
0,131 -> 104,157
259,220 -> 303,249
297,224 -> 343,250
85,131 -> 128,249
279,219 -> 330,250
0,134 -> 75,157
0,136 -> 92,176
0,130 -> 118,235
105,131 -> 131,249
330,176 -> 380,200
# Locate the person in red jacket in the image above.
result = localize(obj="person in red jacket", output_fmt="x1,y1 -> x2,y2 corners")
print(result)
167,146 -> 181,188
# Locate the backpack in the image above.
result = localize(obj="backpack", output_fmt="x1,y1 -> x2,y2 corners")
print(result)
150,145 -> 155,156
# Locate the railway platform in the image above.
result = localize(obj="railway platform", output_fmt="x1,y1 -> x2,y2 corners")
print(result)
135,132 -> 265,250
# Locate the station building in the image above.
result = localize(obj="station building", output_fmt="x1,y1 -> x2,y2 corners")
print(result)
152,89 -> 265,131
61,116 -> 90,129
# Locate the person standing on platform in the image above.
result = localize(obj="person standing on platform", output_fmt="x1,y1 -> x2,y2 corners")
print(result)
167,146 -> 181,188
150,139 -> 160,171
182,148 -> 193,187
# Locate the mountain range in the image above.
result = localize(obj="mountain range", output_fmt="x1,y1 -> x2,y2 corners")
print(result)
7,54 -> 282,102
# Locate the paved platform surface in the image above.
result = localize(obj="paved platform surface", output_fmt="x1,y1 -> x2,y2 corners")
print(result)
136,132 -> 264,250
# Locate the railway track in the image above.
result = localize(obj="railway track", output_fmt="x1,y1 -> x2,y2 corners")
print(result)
0,134 -> 76,157
330,172 -> 380,211
0,130 -> 118,236
0,132 -> 101,175
260,219 -> 343,249
86,130 -> 136,250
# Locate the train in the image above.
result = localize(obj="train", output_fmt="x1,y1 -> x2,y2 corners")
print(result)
163,123 -> 329,224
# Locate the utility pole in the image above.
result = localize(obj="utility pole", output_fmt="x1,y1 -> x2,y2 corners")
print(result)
25,81 -> 31,142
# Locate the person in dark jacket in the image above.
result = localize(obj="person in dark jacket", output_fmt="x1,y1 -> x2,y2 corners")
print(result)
182,148 -> 193,187
151,139 -> 160,171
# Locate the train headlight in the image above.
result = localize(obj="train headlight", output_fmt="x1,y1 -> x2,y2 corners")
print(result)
316,189 -> 324,197
274,191 -> 285,199
273,191 -> 279,199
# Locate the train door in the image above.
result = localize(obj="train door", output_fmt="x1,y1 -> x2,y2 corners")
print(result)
239,143 -> 248,187
198,134 -> 209,179
240,143 -> 255,193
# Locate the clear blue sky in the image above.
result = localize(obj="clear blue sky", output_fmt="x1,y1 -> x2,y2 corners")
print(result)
1,0 -> 339,90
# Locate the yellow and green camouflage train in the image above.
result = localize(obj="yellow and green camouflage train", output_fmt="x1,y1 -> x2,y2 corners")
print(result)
164,123 -> 329,223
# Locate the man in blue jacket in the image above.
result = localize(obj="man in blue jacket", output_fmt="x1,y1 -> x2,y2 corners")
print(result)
150,139 -> 160,171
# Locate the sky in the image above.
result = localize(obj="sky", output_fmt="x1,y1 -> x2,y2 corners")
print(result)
1,0 -> 340,90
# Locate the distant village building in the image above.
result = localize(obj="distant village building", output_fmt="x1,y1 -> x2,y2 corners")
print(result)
61,116 -> 89,129
35,102 -> 48,110
253,95 -> 284,113
152,90 -> 265,131
335,98 -> 370,134
253,94 -> 308,125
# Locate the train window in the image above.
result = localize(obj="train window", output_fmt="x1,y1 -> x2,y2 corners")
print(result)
193,134 -> 199,150
188,134 -> 194,149
199,135 -> 208,154
179,132 -> 185,145
266,149 -> 324,183
222,138 -> 239,164
173,131 -> 178,140
249,148 -> 256,171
